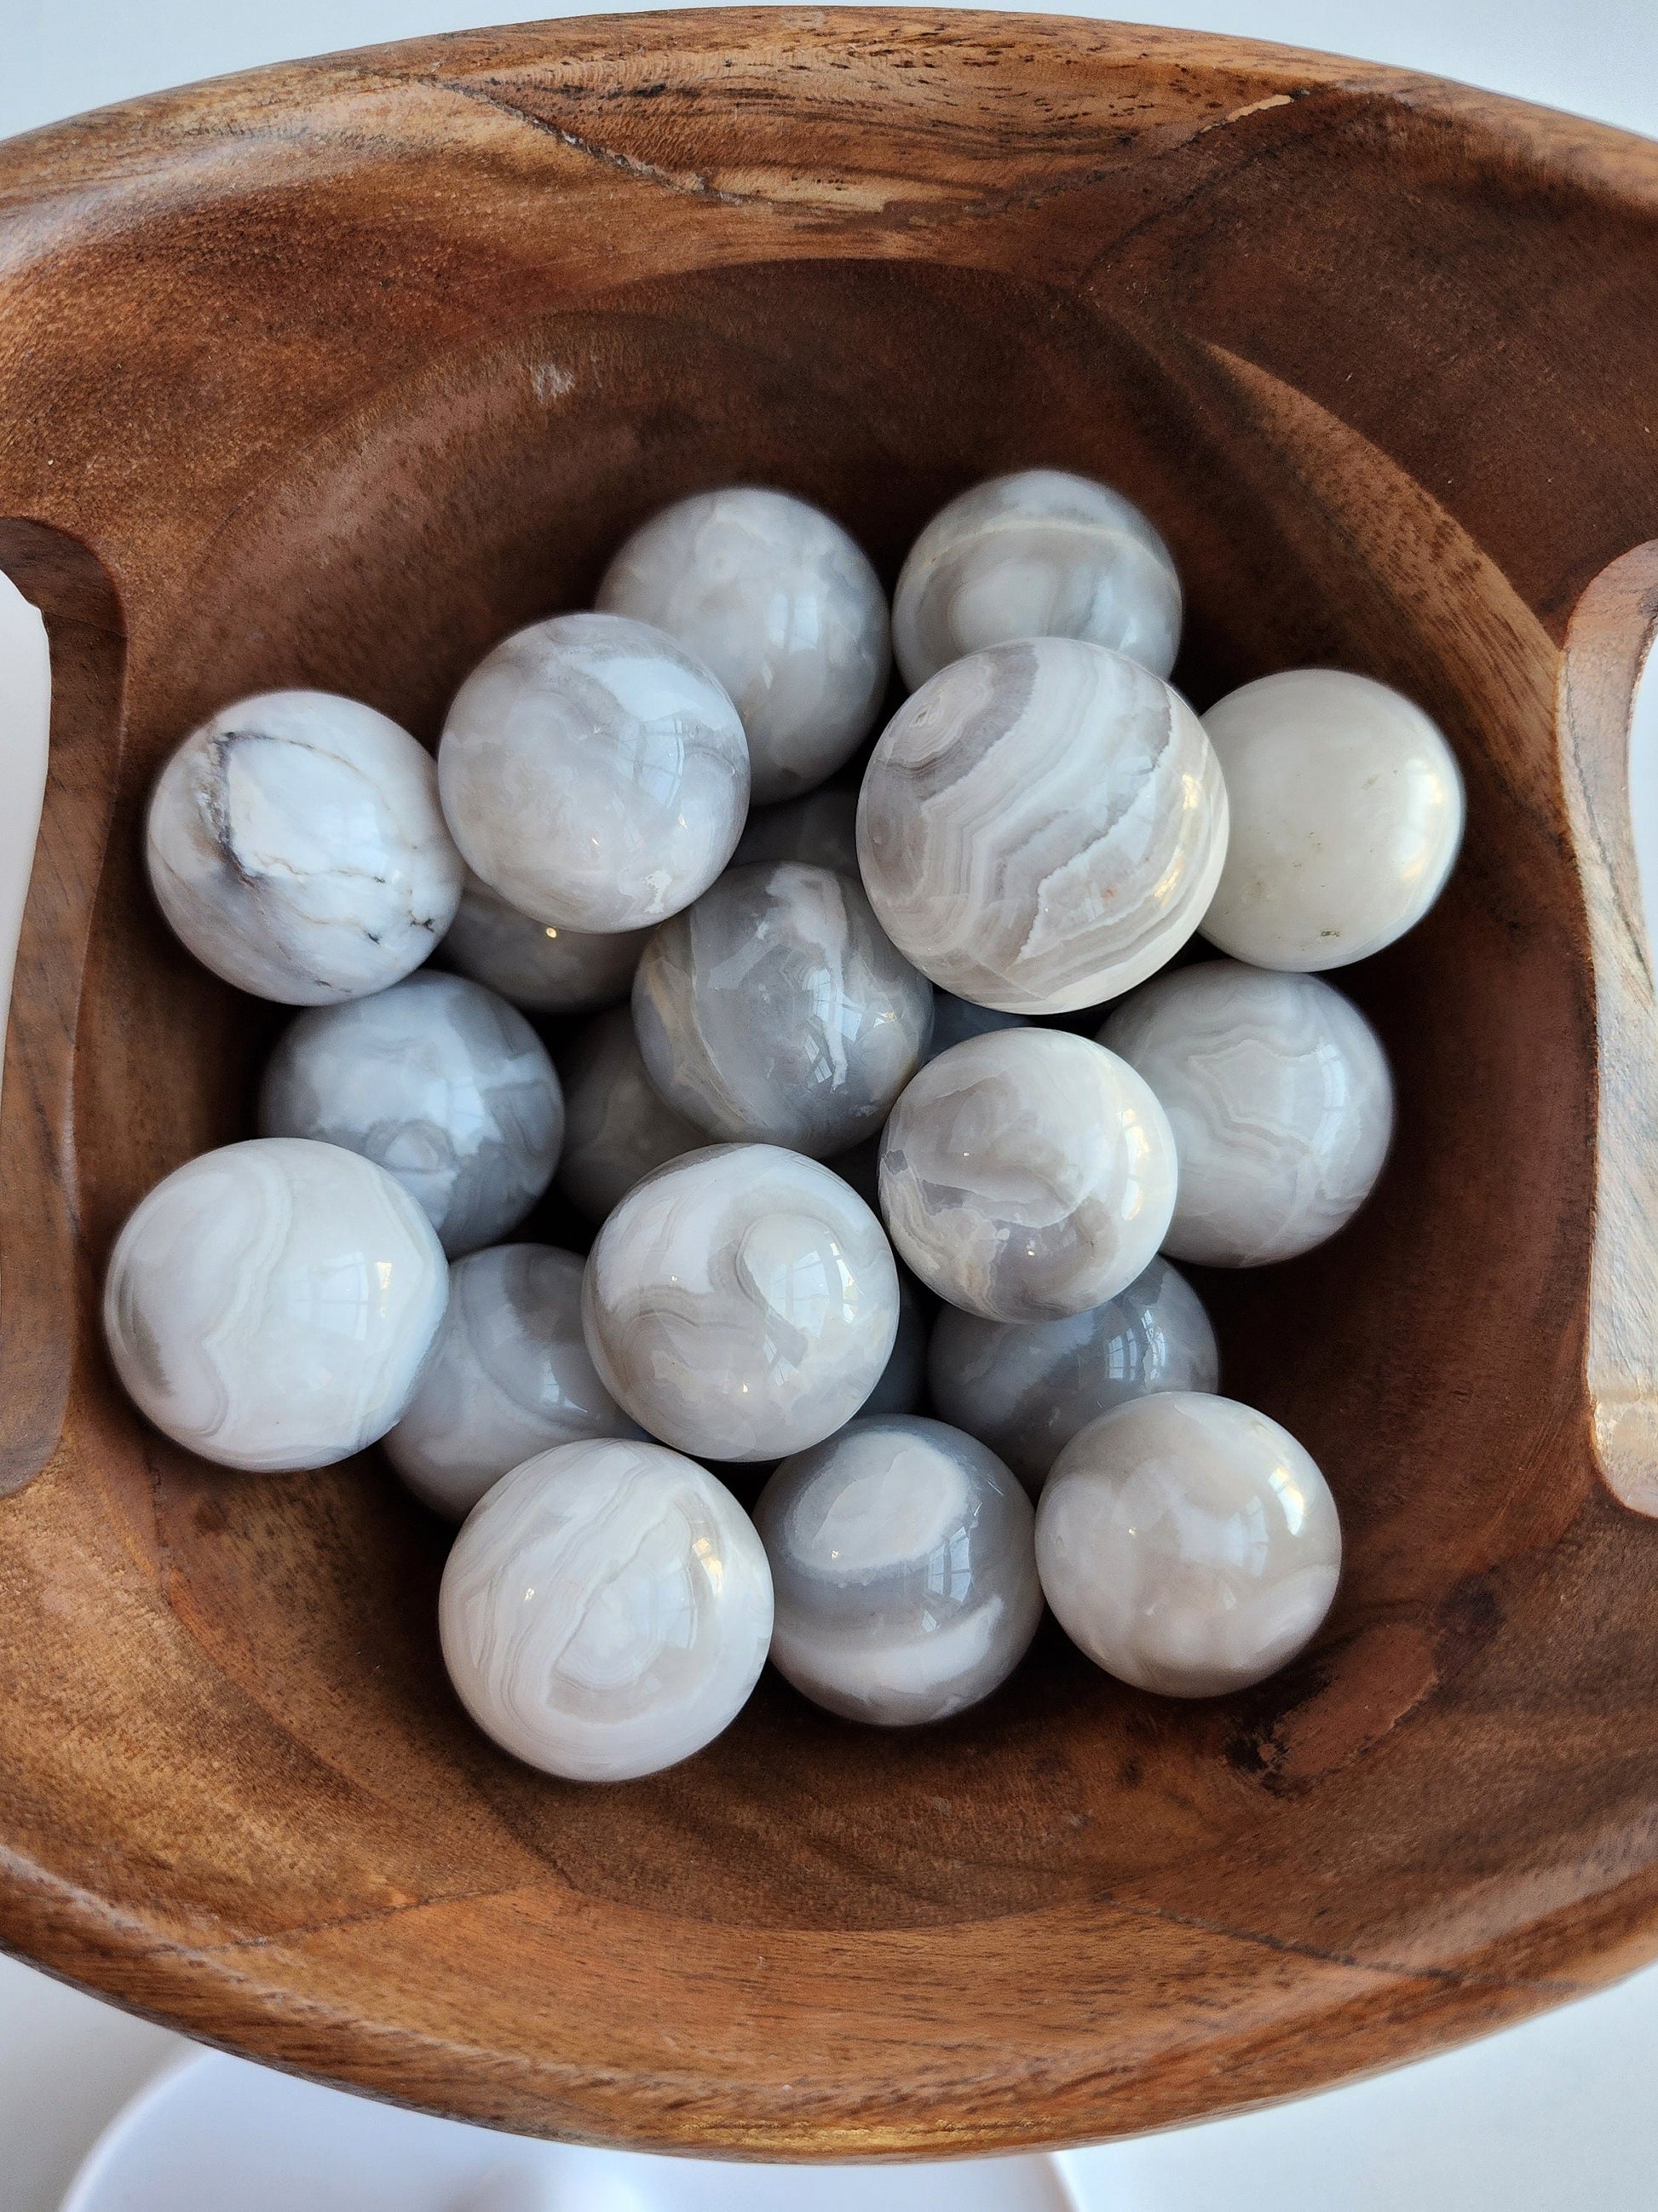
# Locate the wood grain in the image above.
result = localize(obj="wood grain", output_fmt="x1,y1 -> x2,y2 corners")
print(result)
0,8 -> 1656,2160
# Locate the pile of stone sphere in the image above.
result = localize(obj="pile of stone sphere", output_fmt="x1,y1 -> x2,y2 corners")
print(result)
105,470 -> 1465,1784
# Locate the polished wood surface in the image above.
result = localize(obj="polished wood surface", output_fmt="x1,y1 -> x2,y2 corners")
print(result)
1,9 -> 1656,2159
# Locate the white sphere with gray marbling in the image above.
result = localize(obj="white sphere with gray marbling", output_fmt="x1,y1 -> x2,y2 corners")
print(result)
879,1028 -> 1178,1322
440,1438 -> 773,1782
146,690 -> 463,1005
258,971 -> 563,1259
928,1257 -> 1219,1495
438,612 -> 748,933
1036,1393 -> 1342,1697
732,787 -> 861,880
597,488 -> 889,804
384,1245 -> 640,1518
755,1416 -> 1041,1725
924,992 -> 1025,1063
553,1006 -> 703,1224
1100,961 -> 1395,1267
582,1144 -> 901,1462
441,868 -> 647,1014
858,637 -> 1229,1013
893,469 -> 1183,691
1200,669 -> 1465,971
632,862 -> 934,1157
102,1138 -> 447,1472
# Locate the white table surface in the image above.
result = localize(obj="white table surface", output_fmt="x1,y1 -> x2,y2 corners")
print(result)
2,4 -> 1656,2206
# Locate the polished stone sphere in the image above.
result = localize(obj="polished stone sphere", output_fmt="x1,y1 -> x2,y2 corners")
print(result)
103,1138 -> 447,1472
1036,1393 -> 1342,1696
258,970 -> 563,1258
146,689 -> 463,1005
893,467 -> 1183,690
756,1415 -> 1041,1725
1200,668 -> 1465,971
553,1005 -> 704,1225
1100,959 -> 1395,1266
441,867 -> 648,1015
582,1143 -> 901,1462
878,1028 -> 1178,1322
598,487 -> 889,804
440,1439 -> 773,1782
438,611 -> 748,933
857,637 -> 1229,1013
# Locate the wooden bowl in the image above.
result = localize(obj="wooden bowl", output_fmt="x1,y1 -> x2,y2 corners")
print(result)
3,8 -> 1658,2162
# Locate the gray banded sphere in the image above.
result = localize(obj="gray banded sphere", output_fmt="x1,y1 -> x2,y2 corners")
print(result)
441,867 -> 648,1015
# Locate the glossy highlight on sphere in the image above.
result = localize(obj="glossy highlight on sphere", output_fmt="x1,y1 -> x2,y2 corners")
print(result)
441,867 -> 648,1014
893,467 -> 1183,689
145,689 -> 463,1005
879,1028 -> 1179,1322
384,1245 -> 639,1518
581,1143 -> 901,1462
756,1416 -> 1041,1725
632,861 -> 934,1156
1036,1393 -> 1342,1697
1200,668 -> 1465,971
598,487 -> 890,804
928,1256 -> 1219,1494
857,637 -> 1229,1013
1101,960 -> 1395,1266
437,611 -> 749,933
102,1138 -> 448,1472
258,971 -> 563,1258
553,1005 -> 704,1224
440,1439 -> 773,1782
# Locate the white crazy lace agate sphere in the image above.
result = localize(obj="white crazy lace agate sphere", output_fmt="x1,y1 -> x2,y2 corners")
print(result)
554,1005 -> 704,1224
1100,960 -> 1395,1267
258,971 -> 563,1259
441,868 -> 648,1015
878,1028 -> 1178,1322
598,487 -> 890,804
103,1137 -> 447,1472
146,689 -> 463,1005
1200,668 -> 1465,971
928,1256 -> 1219,1495
439,1439 -> 773,1782
893,467 -> 1183,690
1036,1393 -> 1342,1697
857,637 -> 1229,1014
632,861 -> 934,1157
732,787 -> 861,880
755,1416 -> 1042,1725
438,611 -> 749,933
582,1143 -> 901,1462
384,1245 -> 639,1519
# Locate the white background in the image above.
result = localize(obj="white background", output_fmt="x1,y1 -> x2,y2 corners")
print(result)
2,2 -> 1657,2207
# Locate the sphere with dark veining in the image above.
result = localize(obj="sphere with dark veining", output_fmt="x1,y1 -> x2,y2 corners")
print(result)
857,637 -> 1229,1014
598,487 -> 890,804
732,786 -> 861,879
440,867 -> 648,1015
893,468 -> 1183,690
928,1256 -> 1219,1494
879,1028 -> 1178,1322
383,1245 -> 641,1518
1100,959 -> 1396,1266
632,861 -> 934,1157
437,611 -> 748,933
756,1415 -> 1041,1725
553,1005 -> 704,1224
146,689 -> 463,1005
581,1143 -> 901,1462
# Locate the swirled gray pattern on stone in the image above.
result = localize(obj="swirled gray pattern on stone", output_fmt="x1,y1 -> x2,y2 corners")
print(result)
258,971 -> 563,1258
857,637 -> 1229,1013
553,1005 -> 704,1224
597,487 -> 890,804
1099,960 -> 1395,1266
878,1028 -> 1178,1322
146,689 -> 463,1005
438,611 -> 748,932
732,787 -> 861,879
384,1245 -> 641,1518
632,861 -> 934,1156
582,1143 -> 901,1462
756,1415 -> 1041,1725
440,867 -> 648,1014
893,468 -> 1183,689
